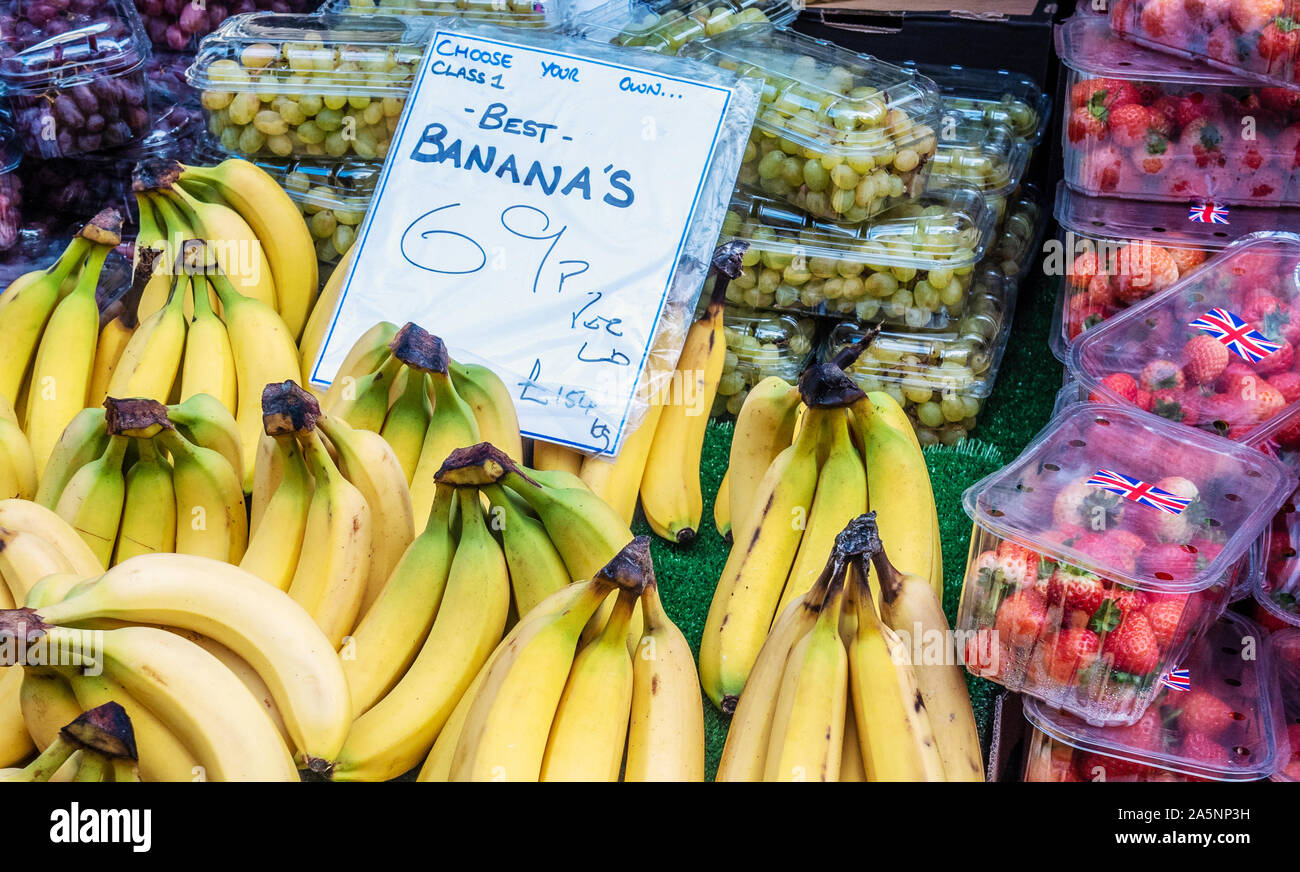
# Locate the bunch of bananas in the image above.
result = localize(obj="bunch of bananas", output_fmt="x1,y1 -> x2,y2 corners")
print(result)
1,551 -> 351,781
0,702 -> 140,783
718,514 -> 982,782
244,381 -> 411,649
0,210 -> 124,480
329,441 -> 637,781
576,242 -> 747,539
699,333 -> 945,713
34,396 -> 245,570
319,322 -> 524,527
417,537 -> 704,782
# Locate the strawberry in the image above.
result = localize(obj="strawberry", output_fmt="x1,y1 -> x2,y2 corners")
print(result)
1183,333 -> 1230,384
1252,341 -> 1295,376
995,540 -> 1041,588
1245,295 -> 1300,344
1139,359 -> 1186,392
1103,611 -> 1160,674
1070,78 -> 1111,110
1260,87 -> 1300,117
1174,93 -> 1213,128
1073,532 -> 1138,575
1138,542 -> 1200,582
1232,0 -> 1285,33
1259,17 -> 1300,63
1046,563 -> 1108,614
1143,600 -> 1187,650
1167,245 -> 1207,276
994,589 -> 1047,645
1151,388 -> 1199,424
1179,117 -> 1226,168
1079,144 -> 1129,193
1090,372 -> 1139,403
1178,689 -> 1238,737
1180,731 -> 1229,767
1218,361 -> 1260,396
1247,382 -> 1287,423
1269,371 -> 1300,403
1139,0 -> 1190,37
962,627 -> 1003,677
1107,585 -> 1150,615
1109,102 -> 1155,147
1067,105 -> 1109,143
1207,23 -> 1253,68
1043,628 -> 1101,683
1114,243 -> 1179,303
1067,249 -> 1103,289
1270,411 -> 1300,449
1134,132 -> 1176,175
1078,752 -> 1153,781
1134,388 -> 1154,411
1110,530 -> 1148,555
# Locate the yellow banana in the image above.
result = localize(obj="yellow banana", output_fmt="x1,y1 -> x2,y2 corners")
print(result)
180,273 -> 239,413
131,194 -> 173,323
167,393 -> 244,488
240,435 -> 312,591
578,397 -> 663,526
448,359 -> 522,464
317,320 -> 399,412
54,433 -> 129,567
404,326 -> 480,528
540,587 -> 637,781
379,369 -> 430,484
33,407 -> 107,510
178,158 -> 318,339
0,665 -> 34,767
531,441 -> 583,476
19,667 -> 82,752
329,353 -> 400,433
700,408 -> 823,711
482,482 -> 570,618
624,578 -> 705,782
298,247 -> 357,391
0,499 -> 103,576
331,486 -> 509,782
0,415 -> 36,500
286,429 -> 371,648
24,244 -> 111,477
0,526 -> 81,606
727,376 -> 803,540
341,484 -> 455,717
106,268 -> 189,404
713,468 -> 731,541
159,425 -> 247,564
112,439 -> 177,565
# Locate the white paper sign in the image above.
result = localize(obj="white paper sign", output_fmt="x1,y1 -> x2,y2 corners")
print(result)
311,28 -> 737,456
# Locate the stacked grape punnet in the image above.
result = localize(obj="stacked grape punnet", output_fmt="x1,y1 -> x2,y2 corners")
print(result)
135,0 -> 320,51
712,307 -> 816,418
576,0 -> 788,55
192,17 -> 425,161
282,169 -> 370,265
326,0 -> 555,27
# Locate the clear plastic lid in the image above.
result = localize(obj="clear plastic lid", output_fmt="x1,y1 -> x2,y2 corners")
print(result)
0,0 -> 150,92
679,26 -> 942,167
903,60 -> 1051,145
1025,612 -> 1288,782
1056,13 -> 1255,87
823,269 -> 1014,401
963,402 -> 1294,593
928,114 -> 1030,200
1271,628 -> 1300,781
572,0 -> 800,54
187,13 -> 431,99
1071,232 -> 1300,443
322,0 -> 567,29
1244,410 -> 1300,629
259,156 -> 380,213
988,185 -> 1045,285
715,305 -> 817,377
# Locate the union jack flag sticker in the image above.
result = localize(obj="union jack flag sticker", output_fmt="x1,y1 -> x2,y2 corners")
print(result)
1188,202 -> 1229,224
1085,469 -> 1193,516
1188,308 -> 1284,364
1159,667 -> 1191,692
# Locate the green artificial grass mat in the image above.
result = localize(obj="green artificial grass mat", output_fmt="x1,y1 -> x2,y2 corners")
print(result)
632,270 -> 1065,780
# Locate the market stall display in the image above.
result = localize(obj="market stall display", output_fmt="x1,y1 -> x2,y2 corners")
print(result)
713,307 -> 817,419
1023,612 -> 1287,781
323,0 -> 566,28
906,61 -> 1052,147
680,26 -> 942,222
1058,15 -> 1300,208
957,402 -> 1292,725
572,0 -> 797,54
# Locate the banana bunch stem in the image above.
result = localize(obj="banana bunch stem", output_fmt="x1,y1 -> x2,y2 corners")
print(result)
0,701 -> 138,783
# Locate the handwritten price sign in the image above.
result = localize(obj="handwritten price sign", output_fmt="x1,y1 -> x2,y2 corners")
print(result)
310,28 -> 742,455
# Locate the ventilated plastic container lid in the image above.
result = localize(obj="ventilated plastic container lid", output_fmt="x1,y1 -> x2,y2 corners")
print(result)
988,184 -> 1045,285
721,305 -> 817,380
824,278 -> 1014,399
1056,13 -> 1255,87
1055,183 -> 1293,254
573,0 -> 800,53
1271,628 -> 1300,781
1070,232 -> 1300,443
259,156 -> 380,212
722,186 -> 993,274
963,403 -> 1294,593
323,0 -> 567,29
187,13 -> 431,99
928,114 -> 1030,200
1025,612 -> 1288,782
904,60 -> 1051,145
0,0 -> 150,93
678,26 -> 942,164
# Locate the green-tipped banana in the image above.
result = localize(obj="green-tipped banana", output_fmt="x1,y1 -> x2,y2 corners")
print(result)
449,360 -> 523,464
240,435 -> 313,591
53,435 -> 130,566
482,482 -> 571,617
380,369 -> 431,484
113,439 -> 177,564
34,407 -> 109,510
159,426 -> 248,564
167,394 -> 245,487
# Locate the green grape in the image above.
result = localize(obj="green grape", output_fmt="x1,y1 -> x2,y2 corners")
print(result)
309,210 -> 338,240
266,134 -> 294,156
916,401 -> 943,428
333,224 -> 356,257
323,93 -> 349,111
296,121 -> 325,144
238,126 -> 266,154
298,94 -> 324,117
253,110 -> 289,136
227,92 -> 261,126
325,132 -> 350,157
315,108 -> 344,132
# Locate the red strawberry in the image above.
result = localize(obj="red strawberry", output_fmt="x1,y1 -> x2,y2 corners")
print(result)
1070,78 -> 1110,109
1247,382 -> 1287,423
1078,144 -> 1129,193
1183,333 -> 1230,384
1073,532 -> 1138,576
1046,564 -> 1108,615
1108,585 -> 1150,615
1068,105 -> 1109,143
1151,388 -> 1199,424
1218,362 -> 1260,396
1103,611 -> 1160,674
1167,246 -> 1207,276
1142,598 -> 1187,648
1043,628 -> 1101,683
1180,117 -> 1226,168
1251,341 -> 1294,376
1139,359 -> 1186,392
1174,93 -> 1213,128
1232,0 -> 1285,34
1114,243 -> 1180,303
1245,295 -> 1300,345
1138,542 -> 1200,581
1134,388 -> 1154,411
1259,17 -> 1300,63
1180,731 -> 1229,767
1269,371 -> 1300,402
1090,372 -> 1139,403
1179,689 -> 1237,737
1110,102 -> 1155,147
1270,411 -> 1300,449
995,540 -> 1041,588
1140,0 -> 1190,37
1207,23 -> 1251,68
1134,132 -> 1176,175
995,589 -> 1048,644
1260,86 -> 1300,117
962,627 -> 1003,677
